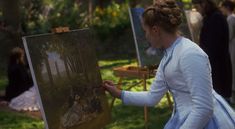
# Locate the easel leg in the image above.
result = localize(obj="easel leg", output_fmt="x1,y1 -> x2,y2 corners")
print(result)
144,107 -> 148,129
166,92 -> 173,109
110,77 -> 123,109
143,77 -> 148,129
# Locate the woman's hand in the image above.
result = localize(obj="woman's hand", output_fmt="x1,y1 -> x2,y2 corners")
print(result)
103,80 -> 122,99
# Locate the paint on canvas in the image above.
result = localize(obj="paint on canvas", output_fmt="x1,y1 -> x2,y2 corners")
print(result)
129,8 -> 163,67
23,29 -> 111,129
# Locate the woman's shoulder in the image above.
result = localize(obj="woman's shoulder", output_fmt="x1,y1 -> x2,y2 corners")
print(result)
205,11 -> 227,24
9,64 -> 24,70
227,14 -> 235,23
176,37 -> 208,58
8,64 -> 27,75
8,64 -> 20,72
210,11 -> 224,19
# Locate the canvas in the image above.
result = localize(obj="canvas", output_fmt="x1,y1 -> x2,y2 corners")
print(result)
129,8 -> 192,67
129,8 -> 163,67
23,29 -> 111,129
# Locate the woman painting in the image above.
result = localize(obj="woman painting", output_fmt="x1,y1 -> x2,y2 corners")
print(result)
103,0 -> 235,128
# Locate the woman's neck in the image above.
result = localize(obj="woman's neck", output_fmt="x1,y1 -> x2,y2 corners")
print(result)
162,33 -> 180,49
227,11 -> 234,16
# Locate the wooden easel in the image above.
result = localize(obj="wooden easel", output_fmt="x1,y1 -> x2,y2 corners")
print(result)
51,26 -> 70,33
111,65 -> 173,129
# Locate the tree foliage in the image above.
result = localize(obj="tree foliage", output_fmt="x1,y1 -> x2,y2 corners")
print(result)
20,0 -> 90,35
92,1 -> 130,40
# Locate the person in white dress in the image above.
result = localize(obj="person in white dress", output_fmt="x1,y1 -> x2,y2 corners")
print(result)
220,0 -> 235,104
103,0 -> 235,128
9,86 -> 40,111
185,9 -> 202,44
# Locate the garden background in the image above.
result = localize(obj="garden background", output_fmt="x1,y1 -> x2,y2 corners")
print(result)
0,0 -> 229,129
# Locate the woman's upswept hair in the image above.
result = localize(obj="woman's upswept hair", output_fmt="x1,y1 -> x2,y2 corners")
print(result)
142,0 -> 182,33
221,0 -> 235,12
192,0 -> 219,16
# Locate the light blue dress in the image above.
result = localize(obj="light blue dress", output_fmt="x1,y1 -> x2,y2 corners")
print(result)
121,37 -> 235,129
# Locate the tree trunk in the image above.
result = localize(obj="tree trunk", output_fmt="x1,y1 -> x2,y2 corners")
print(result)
0,0 -> 22,75
2,0 -> 20,31
98,0 -> 104,8
88,0 -> 93,24
44,58 -> 54,86
1,0 -> 21,47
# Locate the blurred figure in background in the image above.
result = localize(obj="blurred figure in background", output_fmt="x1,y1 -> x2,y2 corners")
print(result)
185,9 -> 203,44
4,47 -> 39,111
221,0 -> 235,103
5,47 -> 33,102
192,0 -> 232,103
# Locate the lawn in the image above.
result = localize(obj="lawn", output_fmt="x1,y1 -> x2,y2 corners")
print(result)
0,77 -> 7,91
0,59 -> 172,129
100,59 -> 172,129
0,107 -> 44,129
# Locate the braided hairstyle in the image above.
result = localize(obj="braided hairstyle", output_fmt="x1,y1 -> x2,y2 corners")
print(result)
142,0 -> 182,33
192,0 -> 218,16
9,47 -> 25,65
221,0 -> 235,12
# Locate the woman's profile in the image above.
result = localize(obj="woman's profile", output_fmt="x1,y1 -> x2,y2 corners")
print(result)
104,0 -> 235,128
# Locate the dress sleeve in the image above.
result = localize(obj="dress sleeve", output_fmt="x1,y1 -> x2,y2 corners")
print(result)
179,50 -> 213,129
121,62 -> 168,107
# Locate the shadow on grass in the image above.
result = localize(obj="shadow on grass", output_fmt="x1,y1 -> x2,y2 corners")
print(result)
100,61 -> 134,69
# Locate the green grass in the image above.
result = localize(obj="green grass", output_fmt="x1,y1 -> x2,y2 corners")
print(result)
0,59 -> 172,129
0,108 -> 44,129
0,59 -> 235,129
104,97 -> 171,129
0,77 -> 7,91
100,59 -> 171,129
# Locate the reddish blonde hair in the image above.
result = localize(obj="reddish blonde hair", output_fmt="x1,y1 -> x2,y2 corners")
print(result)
142,0 -> 182,33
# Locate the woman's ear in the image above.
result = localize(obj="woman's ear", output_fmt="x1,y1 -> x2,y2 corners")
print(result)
152,25 -> 159,33
152,25 -> 162,36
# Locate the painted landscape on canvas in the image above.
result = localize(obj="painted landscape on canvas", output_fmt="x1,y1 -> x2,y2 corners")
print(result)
23,29 -> 111,129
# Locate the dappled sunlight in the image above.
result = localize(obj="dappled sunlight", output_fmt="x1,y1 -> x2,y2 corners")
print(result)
100,59 -> 172,129
0,59 -> 173,129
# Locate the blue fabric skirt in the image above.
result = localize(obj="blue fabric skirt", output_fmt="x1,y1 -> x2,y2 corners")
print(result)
164,93 -> 235,129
